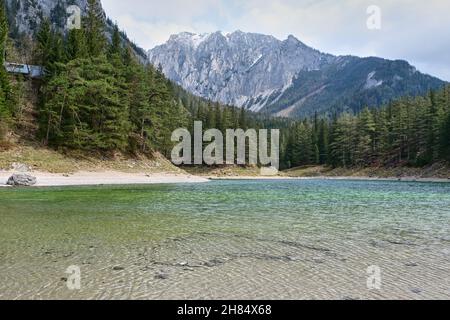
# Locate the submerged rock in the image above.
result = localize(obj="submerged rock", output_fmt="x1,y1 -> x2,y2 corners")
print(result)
203,258 -> 225,267
155,272 -> 169,280
405,262 -> 419,267
183,267 -> 195,272
6,174 -> 37,186
112,266 -> 125,271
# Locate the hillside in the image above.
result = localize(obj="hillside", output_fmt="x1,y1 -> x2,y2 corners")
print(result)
0,1 -> 449,179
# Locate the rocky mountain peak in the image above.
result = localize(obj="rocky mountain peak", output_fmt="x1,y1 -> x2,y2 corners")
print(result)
148,30 -> 445,117
148,30 -> 335,112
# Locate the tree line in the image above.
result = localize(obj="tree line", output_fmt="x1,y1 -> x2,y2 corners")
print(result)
280,88 -> 450,169
0,1 -> 13,140
176,85 -> 450,169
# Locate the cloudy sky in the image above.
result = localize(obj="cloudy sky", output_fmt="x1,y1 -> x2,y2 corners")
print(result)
102,0 -> 450,81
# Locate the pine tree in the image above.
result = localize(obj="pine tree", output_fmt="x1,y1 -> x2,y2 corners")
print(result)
35,19 -> 67,76
289,122 -> 314,167
444,111 -> 450,160
36,19 -> 53,67
431,89 -> 447,160
317,119 -> 328,164
372,108 -> 390,164
0,1 -> 6,65
331,113 -> 356,167
239,107 -> 247,129
326,114 -> 338,166
355,107 -> 376,165
85,0 -> 106,57
108,23 -> 122,58
0,0 -> 10,139
66,28 -> 88,60
390,100 -> 409,163
442,87 -> 450,160
128,60 -> 153,152
214,104 -> 223,132
414,96 -> 432,164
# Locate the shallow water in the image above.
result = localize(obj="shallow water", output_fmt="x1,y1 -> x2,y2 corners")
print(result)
0,179 -> 449,300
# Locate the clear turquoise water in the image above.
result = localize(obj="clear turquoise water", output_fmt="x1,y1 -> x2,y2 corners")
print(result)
0,179 -> 449,299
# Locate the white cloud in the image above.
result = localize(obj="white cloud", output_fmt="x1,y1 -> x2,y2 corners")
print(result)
101,0 -> 450,80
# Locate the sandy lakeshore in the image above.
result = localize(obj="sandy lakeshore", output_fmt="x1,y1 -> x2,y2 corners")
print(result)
2,171 -> 450,187
0,170 -> 210,187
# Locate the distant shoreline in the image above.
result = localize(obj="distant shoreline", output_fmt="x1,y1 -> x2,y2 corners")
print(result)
2,146 -> 449,187
211,175 -> 450,183
1,170 -> 450,188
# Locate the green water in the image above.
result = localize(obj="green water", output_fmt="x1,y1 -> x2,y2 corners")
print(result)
0,179 -> 449,299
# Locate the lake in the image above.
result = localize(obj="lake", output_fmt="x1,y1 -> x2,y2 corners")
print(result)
0,179 -> 449,299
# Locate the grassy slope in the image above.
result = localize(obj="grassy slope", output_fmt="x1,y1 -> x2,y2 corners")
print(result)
1,143 -> 449,178
282,164 -> 450,179
0,143 -> 182,174
182,165 -> 262,177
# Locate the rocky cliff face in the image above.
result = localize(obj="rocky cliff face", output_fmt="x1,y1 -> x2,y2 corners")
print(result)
149,31 -> 336,112
149,31 -> 446,117
4,0 -> 147,60
5,0 -> 90,34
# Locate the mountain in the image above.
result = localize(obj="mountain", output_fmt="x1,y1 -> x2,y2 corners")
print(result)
5,0 -> 87,34
148,31 -> 446,117
4,0 -> 147,61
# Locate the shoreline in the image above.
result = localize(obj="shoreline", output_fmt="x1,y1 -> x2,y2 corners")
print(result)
210,175 -> 450,183
1,170 -> 450,187
0,170 -> 210,187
